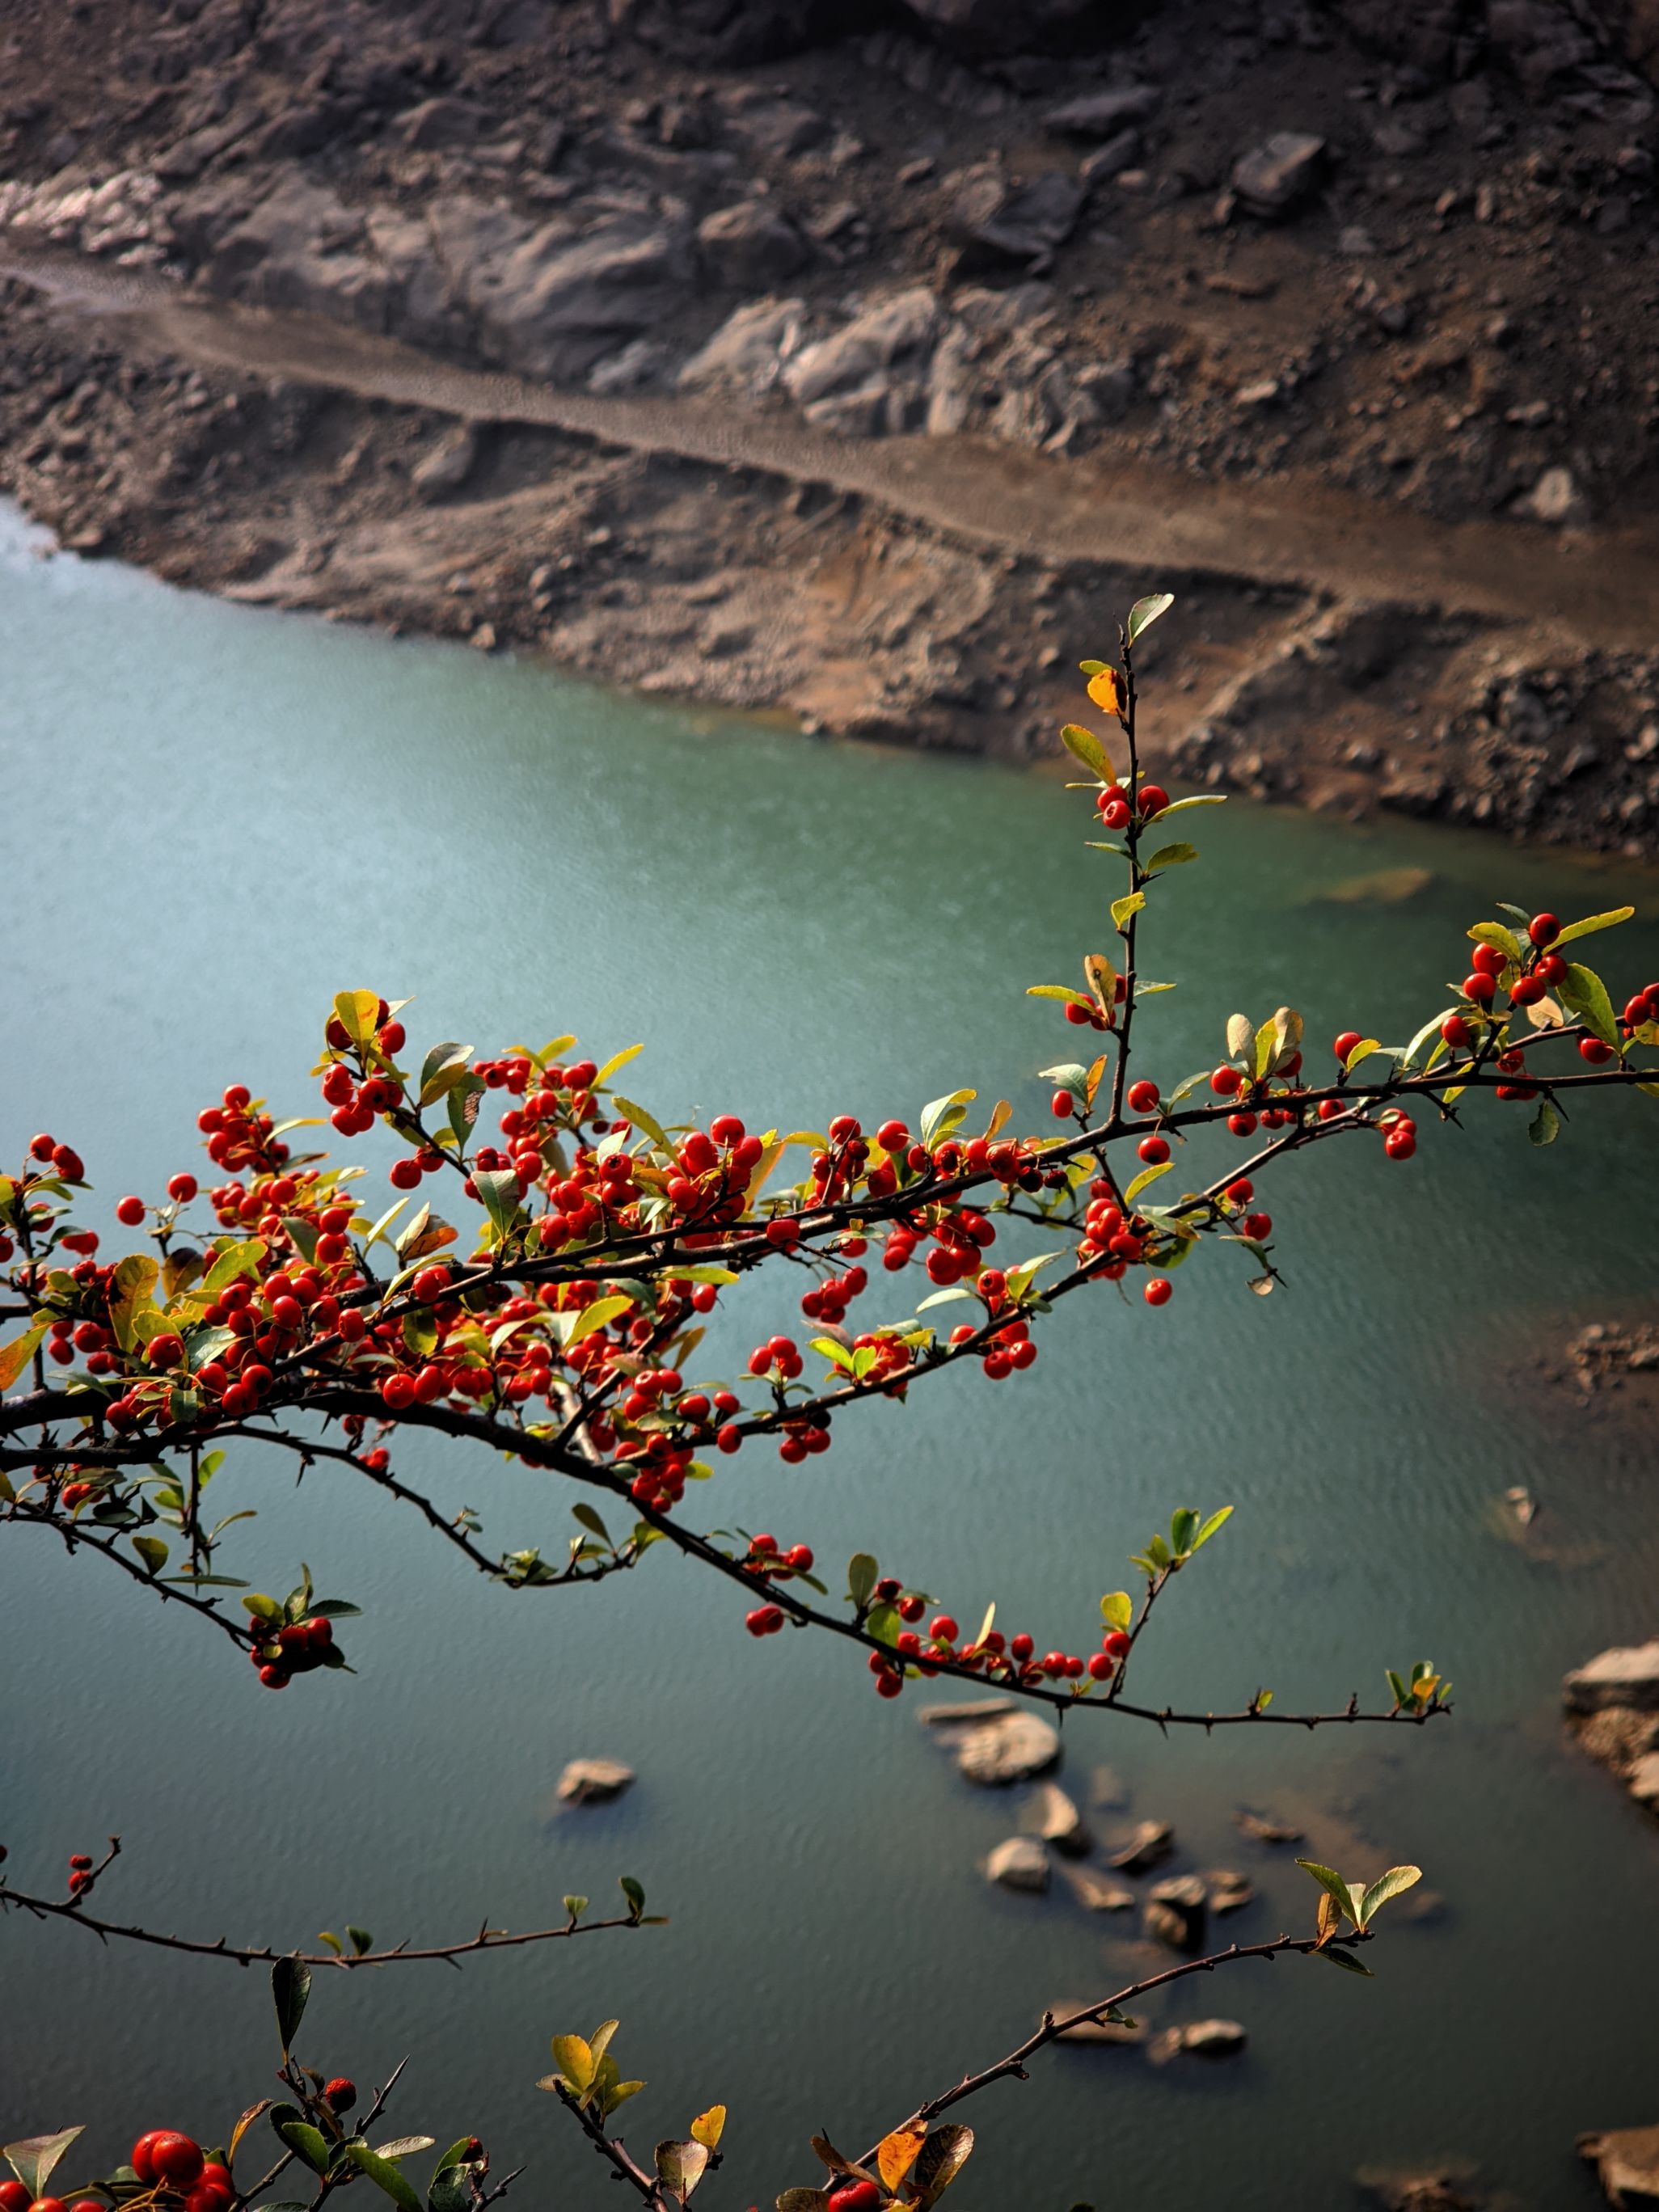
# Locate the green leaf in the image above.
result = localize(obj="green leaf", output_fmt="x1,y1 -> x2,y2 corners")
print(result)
1344,1036 -> 1382,1074
1399,1011 -> 1454,1071
270,2109 -> 331,2176
1157,794 -> 1227,814
272,1957 -> 310,2055
563,1894 -> 589,1920
1556,905 -> 1635,944
347,1925 -> 374,1956
1124,1162 -> 1172,1201
1142,842 -> 1197,872
1026,986 -> 1098,1009
567,1295 -> 631,1347
1468,921 -> 1523,962
3,2129 -> 84,2199
1170,1507 -> 1200,1556
1126,591 -> 1175,644
847,1553 -> 879,1609
344,2142 -> 424,2212
1192,1505 -> 1233,1551
132,1534 -> 169,1576
654,2140 -> 711,2204
595,1044 -> 644,1086
447,1074 -> 485,1146
619,1876 -> 646,1920
1358,1864 -> 1422,1927
1100,1591 -> 1133,1633
1295,1859 -> 1358,1927
1529,1099 -> 1560,1146
1558,963 -> 1619,1049
611,1095 -> 672,1152
572,1503 -> 611,1545
473,1167 -> 523,1237
371,2139 -> 435,2162
1319,1945 -> 1374,1978
108,1252 -> 162,1351
919,1088 -> 977,1149
812,1336 -> 857,1373
0,1318 -> 50,1392
910,2123 -> 975,2209
1111,892 -> 1146,935
416,1044 -> 474,1109
1060,722 -> 1114,779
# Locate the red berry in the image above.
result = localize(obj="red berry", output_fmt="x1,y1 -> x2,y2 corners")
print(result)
1137,1135 -> 1170,1165
389,1157 -> 422,1190
1126,1079 -> 1159,1112
150,2135 -> 205,2188
1528,911 -> 1560,946
116,1196 -> 146,1226
1471,943 -> 1507,977
27,2198 -> 67,2212
1103,1628 -> 1132,1658
1137,783 -> 1170,817
381,1373 -> 417,1411
1333,1031 -> 1363,1062
167,1174 -> 198,1204
1209,1065 -> 1243,1096
1463,972 -> 1496,1005
826,2184 -> 881,2212
930,1615 -> 960,1644
1143,1277 -> 1172,1307
1050,1090 -> 1073,1118
1087,1651 -> 1114,1679
1510,973 -> 1546,1007
1440,1015 -> 1473,1049
325,2077 -> 357,2112
1580,1036 -> 1615,1065
131,2136 -> 166,2184
0,2184 -> 28,2212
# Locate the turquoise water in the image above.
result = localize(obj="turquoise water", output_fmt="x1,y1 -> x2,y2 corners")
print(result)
2,500 -> 1658,2210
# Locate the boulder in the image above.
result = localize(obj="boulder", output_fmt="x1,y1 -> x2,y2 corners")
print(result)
1627,1750 -> 1659,1805
925,323 -> 978,435
1235,1809 -> 1303,1844
483,213 -> 697,382
1144,1873 -> 1208,1952
697,201 -> 808,287
1024,1781 -> 1090,1854
1516,465 -> 1591,526
1564,1641 -> 1659,1713
955,1710 -> 1062,1785
411,424 -> 482,498
1231,132 -> 1328,217
1205,1869 -> 1253,1914
1107,1818 -> 1172,1872
949,169 -> 1083,265
555,1757 -> 635,1805
677,296 -> 804,394
717,92 -> 830,159
1044,84 -> 1162,137
986,1835 -> 1050,1891
785,287 -> 940,404
1150,2018 -> 1247,2062
1580,2123 -> 1659,2205
1080,131 -> 1143,186
1060,1864 -> 1136,1911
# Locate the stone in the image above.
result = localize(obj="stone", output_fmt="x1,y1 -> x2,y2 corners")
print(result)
588,338 -> 667,394
919,1696 -> 1016,1725
784,287 -> 940,405
697,201 -> 808,288
1044,85 -> 1162,137
1144,1873 -> 1208,1952
1235,1809 -> 1304,1843
1231,132 -> 1328,215
1205,1869 -> 1253,1914
1174,2017 -> 1247,2056
410,424 -> 480,499
1579,2123 -> 1659,2206
950,169 -> 1084,265
1079,132 -> 1142,186
1106,1818 -> 1173,1872
955,1710 -> 1062,1785
1564,1640 -> 1659,1713
1516,464 -> 1590,526
1051,2006 -> 1144,2043
677,297 -> 804,395
925,322 -> 977,435
483,213 -> 697,383
1627,1750 -> 1659,1805
719,94 -> 829,160
1024,1781 -> 1090,1854
555,1757 -> 635,1805
986,1835 -> 1050,1891
1061,1864 -> 1136,1911
1359,2172 -> 1481,2212
395,97 -> 488,149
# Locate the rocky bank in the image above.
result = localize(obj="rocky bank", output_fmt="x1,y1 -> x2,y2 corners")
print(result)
7,0 -> 1659,854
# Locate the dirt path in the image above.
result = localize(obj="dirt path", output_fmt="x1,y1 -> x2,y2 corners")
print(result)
8,246 -> 1659,651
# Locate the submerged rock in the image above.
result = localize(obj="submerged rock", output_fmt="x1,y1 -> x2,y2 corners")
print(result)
1144,1873 -> 1207,1952
1564,1642 -> 1659,1714
1107,1818 -> 1173,1872
1061,1864 -> 1136,1911
986,1835 -> 1050,1891
1149,2017 -> 1246,2062
956,1711 -> 1062,1784
556,1758 -> 635,1805
1024,1781 -> 1090,1855
1579,2123 -> 1659,2206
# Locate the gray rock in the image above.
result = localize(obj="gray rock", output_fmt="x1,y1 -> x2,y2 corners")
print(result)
919,1696 -> 1017,1726
1231,132 -> 1328,216
1205,1869 -> 1254,1914
1564,1641 -> 1659,1714
1080,131 -> 1143,187
1150,2017 -> 1246,2062
1235,1809 -> 1304,1844
555,1758 -> 635,1805
1579,2123 -> 1659,2206
785,286 -> 939,404
951,169 -> 1084,265
719,93 -> 829,160
955,1710 -> 1062,1785
1024,1781 -> 1091,1854
1516,465 -> 1590,526
1108,1819 -> 1173,1872
986,1834 -> 1051,1891
395,97 -> 488,150
677,296 -> 804,395
1627,1750 -> 1659,1806
1144,1873 -> 1208,1952
1061,1864 -> 1136,1911
697,201 -> 808,288
483,213 -> 696,382
411,424 -> 481,499
588,338 -> 667,393
1045,85 -> 1162,137
925,321 -> 977,435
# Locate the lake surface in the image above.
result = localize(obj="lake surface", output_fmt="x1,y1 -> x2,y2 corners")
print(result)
2,500 -> 1657,2212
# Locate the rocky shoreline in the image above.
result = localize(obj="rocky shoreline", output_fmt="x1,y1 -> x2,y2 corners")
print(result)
6,0 -> 1659,858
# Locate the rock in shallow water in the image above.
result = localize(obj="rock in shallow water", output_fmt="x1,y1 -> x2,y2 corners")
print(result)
1564,1641 -> 1659,1714
986,1835 -> 1050,1891
955,1711 -> 1062,1784
1024,1780 -> 1090,1854
556,1758 -> 635,1805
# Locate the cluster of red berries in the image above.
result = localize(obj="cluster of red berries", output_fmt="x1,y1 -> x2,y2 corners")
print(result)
65,1850 -> 95,1894
863,1573 -> 1134,1700
740,1532 -> 817,1633
245,1608 -> 337,1690
1092,779 -> 1170,830
196,1087 -> 292,1179
799,1252 -> 868,1323
22,1134 -> 97,1255
0,2184 -> 103,2212
947,1297 -> 1040,1378
129,2132 -> 234,2211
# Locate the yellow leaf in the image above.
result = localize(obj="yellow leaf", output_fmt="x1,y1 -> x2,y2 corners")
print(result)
1087,667 -> 1126,720
0,1318 -> 50,1393
690,2106 -> 726,2151
1315,1891 -> 1340,1948
877,2125 -> 926,2193
551,2033 -> 595,2092
333,990 -> 382,1049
